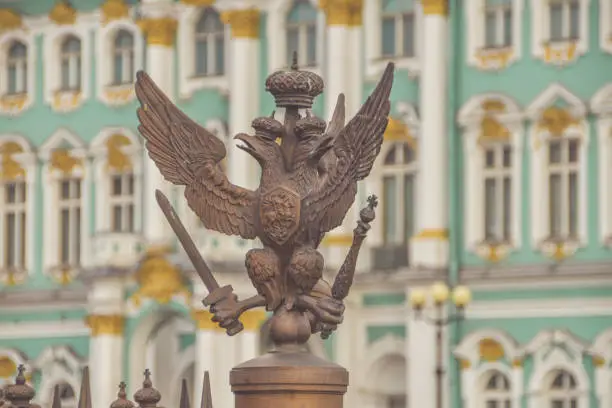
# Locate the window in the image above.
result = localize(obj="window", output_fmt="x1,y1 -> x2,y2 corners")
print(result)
382,143 -> 416,245
54,382 -> 76,408
109,173 -> 135,233
112,30 -> 134,85
482,143 -> 513,244
194,9 -> 225,77
546,370 -> 578,408
482,371 -> 511,408
6,41 -> 27,95
286,0 -> 318,67
58,178 -> 82,268
381,0 -> 415,58
484,0 -> 512,48
546,137 -> 580,240
549,0 -> 580,42
60,36 -> 82,91
1,179 -> 27,273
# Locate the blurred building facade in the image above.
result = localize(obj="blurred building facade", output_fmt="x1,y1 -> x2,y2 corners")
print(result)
0,0 -> 611,407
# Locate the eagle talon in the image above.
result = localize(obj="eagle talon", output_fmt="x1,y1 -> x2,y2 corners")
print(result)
296,293 -> 345,334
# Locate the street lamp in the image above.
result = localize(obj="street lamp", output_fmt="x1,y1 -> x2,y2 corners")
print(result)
409,282 -> 472,408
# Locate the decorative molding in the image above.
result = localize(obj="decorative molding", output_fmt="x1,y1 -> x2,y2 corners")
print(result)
318,0 -> 363,26
592,85 -> 612,245
363,0 -> 421,79
220,9 -> 261,38
465,0 -> 523,70
85,314 -> 125,336
49,1 -> 77,26
530,0 -> 590,65
0,9 -> 23,32
0,31 -> 36,115
455,328 -> 521,366
96,19 -> 143,106
137,17 -> 178,47
458,93 -> 523,260
600,0 -> 612,54
43,25 -> 91,112
466,298 -> 612,320
590,329 -> 612,408
101,0 -> 130,25
421,0 -> 447,15
0,321 -> 89,340
176,6 -> 229,98
357,334 -> 406,394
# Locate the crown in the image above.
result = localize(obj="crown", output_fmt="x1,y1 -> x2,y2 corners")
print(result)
133,370 -> 161,407
252,116 -> 284,140
265,52 -> 324,109
111,382 -> 135,408
294,116 -> 327,139
5,365 -> 35,402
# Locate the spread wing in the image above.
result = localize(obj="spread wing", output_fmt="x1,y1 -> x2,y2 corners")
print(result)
302,63 -> 394,239
135,71 -> 257,239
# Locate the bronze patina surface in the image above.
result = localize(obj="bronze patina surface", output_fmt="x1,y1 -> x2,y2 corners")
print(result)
135,53 -> 394,407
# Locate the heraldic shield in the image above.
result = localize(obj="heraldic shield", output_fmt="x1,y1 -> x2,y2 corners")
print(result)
259,186 -> 301,246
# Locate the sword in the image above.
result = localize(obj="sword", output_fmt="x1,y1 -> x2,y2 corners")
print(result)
155,189 -> 244,335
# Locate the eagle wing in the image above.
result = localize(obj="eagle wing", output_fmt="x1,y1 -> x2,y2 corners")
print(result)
302,63 -> 394,239
135,71 -> 257,239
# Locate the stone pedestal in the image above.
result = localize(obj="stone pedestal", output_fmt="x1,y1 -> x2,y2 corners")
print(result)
231,350 -> 348,408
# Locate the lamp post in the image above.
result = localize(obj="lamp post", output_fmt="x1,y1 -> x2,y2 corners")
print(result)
409,282 -> 472,408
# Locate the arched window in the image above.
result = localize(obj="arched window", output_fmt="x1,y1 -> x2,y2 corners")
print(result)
546,135 -> 580,240
112,30 -> 134,85
6,41 -> 27,95
54,382 -> 76,408
381,142 -> 416,245
60,36 -> 82,91
549,0 -> 580,42
481,370 -> 511,408
380,0 -> 415,58
545,370 -> 579,408
484,0 -> 512,49
194,9 -> 225,77
0,142 -> 28,278
58,175 -> 82,271
286,0 -> 317,67
482,141 -> 512,244
109,172 -> 135,233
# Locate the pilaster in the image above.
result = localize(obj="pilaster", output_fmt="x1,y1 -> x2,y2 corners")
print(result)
220,8 -> 261,190
411,0 -> 449,269
137,0 -> 177,246
192,309 -> 220,407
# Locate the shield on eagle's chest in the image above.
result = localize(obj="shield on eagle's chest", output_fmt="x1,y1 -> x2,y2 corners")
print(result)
259,186 -> 301,246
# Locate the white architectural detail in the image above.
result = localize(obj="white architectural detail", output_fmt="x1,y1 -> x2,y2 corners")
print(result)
601,0 -> 612,54
591,84 -> 612,245
590,329 -> 612,408
0,348 -> 30,386
34,346 -> 83,405
169,345 -> 195,406
526,84 -> 588,255
363,0 -> 422,78
530,0 -> 590,65
177,5 -> 229,98
454,329 -> 523,408
0,134 -> 36,284
43,25 -> 92,112
38,129 -> 91,282
465,0 -> 523,70
90,128 -> 142,234
457,94 -> 523,259
0,31 -> 36,115
523,329 -> 589,408
266,0 -> 323,73
0,321 -> 89,340
96,19 -> 144,106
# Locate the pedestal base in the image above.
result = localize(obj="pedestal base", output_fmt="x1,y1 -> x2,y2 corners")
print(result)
230,349 -> 348,408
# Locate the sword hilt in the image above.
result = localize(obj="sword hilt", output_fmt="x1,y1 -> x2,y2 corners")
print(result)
203,285 -> 245,336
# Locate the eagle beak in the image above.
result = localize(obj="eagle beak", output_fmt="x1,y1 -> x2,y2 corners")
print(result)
234,133 -> 263,159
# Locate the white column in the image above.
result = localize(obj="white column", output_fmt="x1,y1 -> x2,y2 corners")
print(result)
86,277 -> 125,408
407,287 -> 438,408
411,1 -> 449,268
192,310 -> 218,407
221,9 -> 261,190
137,5 -> 177,245
334,294 -> 359,407
238,310 -> 266,362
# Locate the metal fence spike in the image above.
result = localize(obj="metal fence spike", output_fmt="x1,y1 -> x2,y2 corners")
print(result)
78,366 -> 92,408
201,371 -> 213,408
179,379 -> 190,408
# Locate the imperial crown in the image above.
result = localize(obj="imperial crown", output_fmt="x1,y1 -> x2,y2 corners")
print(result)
265,53 -> 324,109
294,115 -> 327,138
251,116 -> 284,140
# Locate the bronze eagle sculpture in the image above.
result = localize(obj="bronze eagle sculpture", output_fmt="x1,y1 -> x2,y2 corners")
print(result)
135,59 -> 394,342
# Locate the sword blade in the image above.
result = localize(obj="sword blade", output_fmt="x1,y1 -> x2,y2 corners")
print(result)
155,189 -> 220,292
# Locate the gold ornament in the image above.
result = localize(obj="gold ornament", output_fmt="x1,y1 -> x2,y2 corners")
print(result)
421,0 -> 448,15
0,356 -> 16,378
181,0 -> 215,5
240,310 -> 267,331
0,9 -> 23,32
50,148 -> 82,174
86,314 -> 125,336
512,357 -> 523,367
478,338 -> 505,362
384,118 -> 418,151
592,355 -> 606,367
130,246 -> 191,306
49,1 -> 77,25
137,17 -> 178,46
0,141 -> 25,181
318,0 -> 363,26
220,9 -> 260,38
537,106 -> 580,136
191,309 -> 224,331
459,358 -> 471,370
106,134 -> 132,172
101,0 -> 129,24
